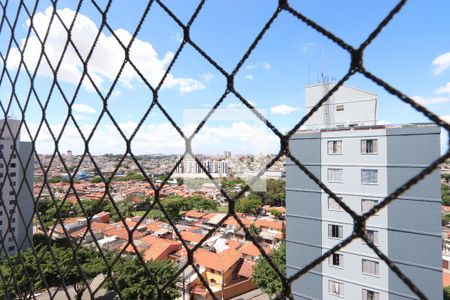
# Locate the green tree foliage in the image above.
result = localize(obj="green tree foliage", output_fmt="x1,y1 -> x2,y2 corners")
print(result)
236,197 -> 262,215
90,176 -> 103,183
161,195 -> 219,221
445,286 -> 450,300
250,179 -> 286,207
443,214 -> 450,225
0,236 -> 103,300
269,209 -> 283,220
105,256 -> 180,300
63,247 -> 105,300
176,177 -> 184,186
113,172 -> 146,182
253,242 -> 286,297
248,223 -> 262,237
443,184 -> 450,206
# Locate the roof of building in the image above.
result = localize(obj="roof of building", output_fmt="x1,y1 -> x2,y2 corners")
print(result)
185,210 -> 207,219
194,248 -> 241,272
238,243 -> 270,257
237,260 -> 256,279
139,235 -> 181,261
180,231 -> 205,243
254,219 -> 284,231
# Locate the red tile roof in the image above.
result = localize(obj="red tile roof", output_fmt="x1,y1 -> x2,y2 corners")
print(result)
194,248 -> 241,272
237,260 -> 256,278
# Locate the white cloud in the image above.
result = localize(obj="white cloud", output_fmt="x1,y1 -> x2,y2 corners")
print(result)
246,61 -> 271,71
245,74 -> 254,80
72,103 -> 96,113
226,101 -> 256,108
202,72 -> 214,82
436,82 -> 450,94
432,52 -> 450,75
112,90 -> 122,97
302,42 -> 315,53
412,96 -> 450,105
270,104 -> 298,115
25,120 -> 278,155
6,7 -> 204,93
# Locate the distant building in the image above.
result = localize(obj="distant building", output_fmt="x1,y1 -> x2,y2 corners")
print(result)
286,84 -> 441,299
0,119 -> 34,255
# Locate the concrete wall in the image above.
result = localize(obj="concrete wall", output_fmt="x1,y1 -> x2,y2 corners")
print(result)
286,132 -> 323,300
386,126 -> 441,299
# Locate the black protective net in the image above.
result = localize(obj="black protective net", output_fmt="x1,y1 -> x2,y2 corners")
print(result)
0,0 -> 449,299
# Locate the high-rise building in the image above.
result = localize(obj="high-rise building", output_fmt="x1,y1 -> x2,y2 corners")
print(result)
286,84 -> 441,299
0,119 -> 34,256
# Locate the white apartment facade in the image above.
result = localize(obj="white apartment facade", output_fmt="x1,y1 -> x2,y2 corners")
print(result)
286,84 -> 441,299
0,119 -> 34,256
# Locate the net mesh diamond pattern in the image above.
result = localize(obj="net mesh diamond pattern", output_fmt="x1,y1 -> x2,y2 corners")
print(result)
0,0 -> 449,299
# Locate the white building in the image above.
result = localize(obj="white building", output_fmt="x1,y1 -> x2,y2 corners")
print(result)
286,84 -> 441,299
0,119 -> 34,255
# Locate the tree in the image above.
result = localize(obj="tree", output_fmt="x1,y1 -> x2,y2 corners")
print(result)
63,247 -> 105,300
443,184 -> 450,206
248,223 -> 261,237
105,256 -> 180,300
443,214 -> 450,225
249,179 -> 285,207
445,286 -> 450,300
253,242 -> 286,297
236,197 -> 262,215
0,248 -> 43,299
190,195 -> 219,211
90,176 -> 102,183
176,177 -> 184,186
269,209 -> 283,220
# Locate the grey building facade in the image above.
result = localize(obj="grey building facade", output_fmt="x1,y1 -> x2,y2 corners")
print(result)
286,84 -> 441,299
0,119 -> 34,255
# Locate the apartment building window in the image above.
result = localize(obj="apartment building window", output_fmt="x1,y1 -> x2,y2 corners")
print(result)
328,280 -> 344,297
364,229 -> 379,245
0,163 -> 3,168
9,200 -> 16,205
362,289 -> 380,300
361,199 -> 378,214
328,197 -> 342,211
329,253 -> 344,268
328,224 -> 343,239
328,168 -> 343,183
327,140 -> 342,155
10,172 -> 16,177
362,259 -> 379,276
336,104 -> 344,111
10,163 -> 16,168
8,246 -> 15,252
0,173 -> 3,178
361,139 -> 378,154
361,169 -> 378,184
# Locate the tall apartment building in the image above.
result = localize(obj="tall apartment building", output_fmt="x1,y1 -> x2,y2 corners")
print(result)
286,83 -> 441,299
0,119 -> 34,256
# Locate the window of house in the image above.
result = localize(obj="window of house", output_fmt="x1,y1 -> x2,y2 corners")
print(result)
361,169 -> 378,184
327,140 -> 342,155
361,139 -> 378,154
362,259 -> 379,276
328,168 -> 343,183
328,280 -> 344,297
328,197 -> 343,211
329,253 -> 344,268
328,224 -> 343,239
336,105 -> 344,111
361,199 -> 378,214
362,289 -> 380,300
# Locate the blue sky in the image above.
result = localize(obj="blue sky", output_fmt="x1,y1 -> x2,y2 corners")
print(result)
1,0 -> 449,154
